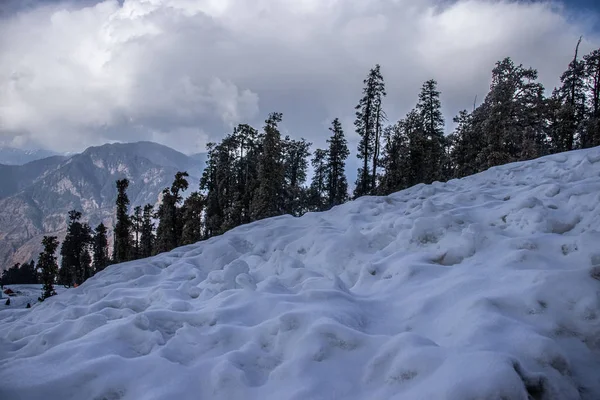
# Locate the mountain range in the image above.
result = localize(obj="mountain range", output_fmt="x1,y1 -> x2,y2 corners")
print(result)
0,142 -> 205,271
0,147 -> 61,166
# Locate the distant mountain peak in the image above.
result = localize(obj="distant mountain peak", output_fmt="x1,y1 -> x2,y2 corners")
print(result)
0,141 -> 205,271
0,147 -> 60,166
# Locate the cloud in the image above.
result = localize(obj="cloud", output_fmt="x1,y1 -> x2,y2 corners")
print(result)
0,0 -> 598,155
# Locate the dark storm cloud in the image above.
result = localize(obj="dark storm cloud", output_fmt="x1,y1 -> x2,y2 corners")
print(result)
0,0 -> 598,155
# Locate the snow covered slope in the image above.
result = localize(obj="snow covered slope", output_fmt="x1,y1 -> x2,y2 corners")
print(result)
2,148 -> 600,400
1,285 -> 68,308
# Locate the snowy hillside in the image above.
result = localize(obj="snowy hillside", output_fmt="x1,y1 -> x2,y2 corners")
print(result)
2,148 -> 600,400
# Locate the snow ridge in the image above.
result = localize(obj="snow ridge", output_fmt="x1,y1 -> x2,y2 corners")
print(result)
1,148 -> 600,400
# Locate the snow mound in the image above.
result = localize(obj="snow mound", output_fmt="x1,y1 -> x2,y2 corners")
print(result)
2,148 -> 600,400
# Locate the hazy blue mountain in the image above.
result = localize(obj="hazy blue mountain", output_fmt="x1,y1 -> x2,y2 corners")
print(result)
0,141 -> 204,271
189,152 -> 208,166
0,147 -> 61,165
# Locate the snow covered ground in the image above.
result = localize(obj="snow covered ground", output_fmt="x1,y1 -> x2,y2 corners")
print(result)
1,285 -> 68,309
2,148 -> 600,400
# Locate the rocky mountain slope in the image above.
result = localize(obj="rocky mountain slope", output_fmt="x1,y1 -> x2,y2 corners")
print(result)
0,142 -> 204,271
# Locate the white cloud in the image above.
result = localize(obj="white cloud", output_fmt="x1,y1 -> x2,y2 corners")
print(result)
0,0 -> 598,154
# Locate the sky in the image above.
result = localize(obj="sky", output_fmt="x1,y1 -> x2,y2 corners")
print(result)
0,0 -> 599,158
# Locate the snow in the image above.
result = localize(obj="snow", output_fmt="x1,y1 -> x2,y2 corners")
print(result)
2,148 -> 600,399
55,177 -> 79,196
1,285 -> 68,309
93,157 -> 105,169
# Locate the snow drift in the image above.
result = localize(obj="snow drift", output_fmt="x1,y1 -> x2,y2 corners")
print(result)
2,148 -> 600,400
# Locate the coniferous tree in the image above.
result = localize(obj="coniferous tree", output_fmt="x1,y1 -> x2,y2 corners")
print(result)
23,260 -> 37,284
201,143 -> 224,238
92,223 -> 109,273
113,179 -> 132,263
38,236 -> 59,301
442,132 -> 456,180
404,109 -> 428,187
325,118 -> 349,208
131,206 -> 142,260
477,58 -> 545,169
0,261 -> 38,285
1,264 -> 20,285
251,112 -> 285,220
59,210 -> 92,286
416,79 -> 446,183
180,192 -> 205,245
155,172 -> 189,254
140,204 -> 155,258
308,149 -> 328,211
80,244 -> 93,282
172,171 -> 189,243
233,124 -> 262,225
378,122 -> 410,194
29,260 -> 38,283
354,64 -> 386,198
154,188 -> 175,254
212,137 -> 238,232
449,109 -> 484,178
583,48 -> 600,147
372,84 -> 387,191
545,92 -> 563,154
551,38 -> 587,152
201,124 -> 263,237
283,137 -> 311,216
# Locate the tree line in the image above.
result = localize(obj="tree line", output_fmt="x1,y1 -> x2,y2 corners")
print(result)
1,260 -> 37,286
23,44 -> 600,301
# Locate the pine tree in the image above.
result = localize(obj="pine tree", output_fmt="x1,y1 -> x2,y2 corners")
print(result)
155,189 -> 176,254
354,64 -> 386,198
59,210 -> 92,286
155,172 -> 189,254
404,109 -> 427,187
308,149 -> 328,211
38,236 -> 59,301
478,58 -> 545,168
378,122 -> 410,194
442,132 -> 456,180
251,112 -> 285,220
171,171 -> 189,246
583,48 -> 600,148
449,109 -> 485,178
92,223 -> 109,273
325,118 -> 349,207
212,137 -> 238,232
0,262 -> 38,285
416,79 -> 446,183
131,206 -> 142,260
1,263 -> 20,285
200,143 -> 224,238
283,137 -> 311,216
545,92 -> 563,155
372,86 -> 387,190
551,38 -> 587,152
140,204 -> 155,258
233,124 -> 262,225
24,260 -> 38,284
180,192 -> 205,245
201,124 -> 262,237
80,244 -> 93,281
113,179 -> 132,263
